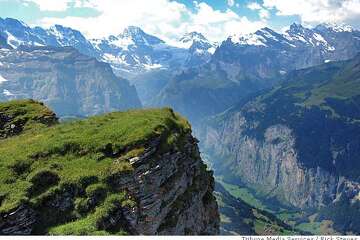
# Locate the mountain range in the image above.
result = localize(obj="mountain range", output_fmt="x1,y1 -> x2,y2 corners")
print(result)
1,16 -> 360,235
200,54 -> 360,234
2,17 -> 359,114
0,17 -> 216,103
0,45 -> 141,117
154,23 -> 360,123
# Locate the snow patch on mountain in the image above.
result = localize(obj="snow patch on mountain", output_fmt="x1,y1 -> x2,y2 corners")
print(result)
207,47 -> 216,54
48,26 -> 65,40
258,29 -> 279,42
5,31 -> 24,48
231,33 -> 267,46
284,32 -> 307,43
2,89 -> 13,96
313,33 -> 327,45
0,74 -> 8,84
323,23 -> 353,33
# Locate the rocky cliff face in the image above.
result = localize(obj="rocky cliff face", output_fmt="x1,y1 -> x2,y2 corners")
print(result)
0,101 -> 219,235
205,119 -> 359,210
0,46 -> 141,117
153,24 -> 360,123
1,133 -> 219,235
124,134 -> 219,235
200,56 -> 360,234
0,34 -> 11,49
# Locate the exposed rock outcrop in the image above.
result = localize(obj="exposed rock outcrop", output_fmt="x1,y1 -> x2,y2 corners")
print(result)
0,101 -> 219,235
204,119 -> 359,210
0,46 -> 142,117
0,134 -> 219,235
200,56 -> 360,234
153,24 -> 360,123
0,99 -> 57,138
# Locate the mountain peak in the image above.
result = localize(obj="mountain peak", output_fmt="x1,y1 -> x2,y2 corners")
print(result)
315,23 -> 354,33
118,26 -> 164,46
180,32 -> 208,43
289,23 -> 306,33
258,27 -> 275,33
121,26 -> 144,37
49,24 -> 83,37
0,17 -> 29,29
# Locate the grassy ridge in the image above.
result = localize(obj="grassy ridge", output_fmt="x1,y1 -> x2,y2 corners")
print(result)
0,99 -> 57,138
0,100 -> 191,234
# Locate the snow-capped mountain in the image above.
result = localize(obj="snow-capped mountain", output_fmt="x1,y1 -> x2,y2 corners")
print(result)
153,23 -> 360,123
226,23 -> 360,70
0,18 -> 215,80
179,32 -> 214,49
0,46 -> 141,116
0,18 -> 98,57
91,26 -> 191,77
0,33 -> 11,49
178,32 -> 217,67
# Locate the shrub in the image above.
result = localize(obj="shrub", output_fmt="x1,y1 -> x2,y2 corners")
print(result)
75,198 -> 90,215
9,160 -> 31,176
86,183 -> 108,200
27,169 -> 60,196
94,194 -> 125,230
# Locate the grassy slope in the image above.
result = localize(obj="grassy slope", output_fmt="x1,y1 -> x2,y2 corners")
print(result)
215,181 -> 300,235
0,100 -> 191,235
216,179 -> 340,235
209,57 -> 360,235
0,99 -> 57,138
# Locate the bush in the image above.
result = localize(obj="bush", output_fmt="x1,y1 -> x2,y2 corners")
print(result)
94,194 -> 125,230
86,183 -> 108,200
75,198 -> 90,215
27,169 -> 60,196
9,160 -> 31,176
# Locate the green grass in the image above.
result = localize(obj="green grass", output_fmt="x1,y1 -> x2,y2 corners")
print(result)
217,179 -> 268,210
49,193 -> 129,235
0,99 -> 57,137
296,222 -> 322,235
219,179 -> 333,235
305,66 -> 360,107
0,100 -> 192,234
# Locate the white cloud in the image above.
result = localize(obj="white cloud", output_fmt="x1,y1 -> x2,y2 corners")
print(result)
227,0 -> 235,7
247,2 -> 262,10
263,0 -> 360,25
247,2 -> 270,20
32,0 -> 267,43
24,0 -> 73,11
259,9 -> 270,19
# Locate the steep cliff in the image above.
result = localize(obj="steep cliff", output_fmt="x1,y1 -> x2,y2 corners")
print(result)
201,55 -> 360,234
153,24 -> 360,123
0,100 -> 219,235
0,46 -> 141,117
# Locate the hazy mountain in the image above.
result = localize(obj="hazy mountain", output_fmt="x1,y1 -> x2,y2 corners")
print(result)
153,23 -> 360,123
200,54 -> 360,234
0,33 -> 11,49
0,46 -> 141,117
0,17 -> 217,104
178,32 -> 217,67
0,18 -> 98,57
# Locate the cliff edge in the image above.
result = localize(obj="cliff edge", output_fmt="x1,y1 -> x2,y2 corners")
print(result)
0,100 -> 219,235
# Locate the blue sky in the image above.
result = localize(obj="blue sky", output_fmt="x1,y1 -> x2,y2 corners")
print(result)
0,0 -> 358,42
